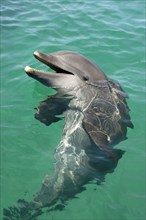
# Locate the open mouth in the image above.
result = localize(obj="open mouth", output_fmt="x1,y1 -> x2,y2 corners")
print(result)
24,50 -> 107,88
24,51 -> 73,77
24,51 -> 79,88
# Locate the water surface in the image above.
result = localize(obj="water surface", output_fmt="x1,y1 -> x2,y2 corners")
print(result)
1,0 -> 145,219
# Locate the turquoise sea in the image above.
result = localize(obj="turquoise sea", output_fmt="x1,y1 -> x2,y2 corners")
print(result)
0,0 -> 145,219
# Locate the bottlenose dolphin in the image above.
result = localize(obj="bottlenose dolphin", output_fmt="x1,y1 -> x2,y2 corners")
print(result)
4,50 -> 133,219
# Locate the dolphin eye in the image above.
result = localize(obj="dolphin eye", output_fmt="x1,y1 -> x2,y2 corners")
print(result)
83,76 -> 89,81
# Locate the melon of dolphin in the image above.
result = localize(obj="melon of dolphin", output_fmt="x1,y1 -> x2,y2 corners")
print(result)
4,51 -> 134,219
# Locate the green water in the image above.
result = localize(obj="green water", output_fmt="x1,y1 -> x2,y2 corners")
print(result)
1,0 -> 145,219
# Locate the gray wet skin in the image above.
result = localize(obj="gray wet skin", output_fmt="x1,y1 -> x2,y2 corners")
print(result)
24,50 -> 133,211
25,50 -> 107,88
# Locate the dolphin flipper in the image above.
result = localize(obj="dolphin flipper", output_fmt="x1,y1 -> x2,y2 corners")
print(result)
82,114 -> 111,154
35,93 -> 72,126
108,79 -> 134,129
83,79 -> 133,155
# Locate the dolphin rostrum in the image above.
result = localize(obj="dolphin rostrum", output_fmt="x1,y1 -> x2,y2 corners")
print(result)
4,50 -> 133,219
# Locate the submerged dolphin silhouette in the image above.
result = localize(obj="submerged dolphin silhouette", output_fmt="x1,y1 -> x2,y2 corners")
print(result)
4,51 -> 133,219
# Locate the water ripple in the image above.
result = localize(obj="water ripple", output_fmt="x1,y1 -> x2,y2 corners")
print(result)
1,0 -> 145,219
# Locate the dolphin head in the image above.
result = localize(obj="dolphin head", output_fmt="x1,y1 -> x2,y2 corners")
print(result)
24,50 -> 133,146
25,50 -> 107,90
24,50 -> 109,127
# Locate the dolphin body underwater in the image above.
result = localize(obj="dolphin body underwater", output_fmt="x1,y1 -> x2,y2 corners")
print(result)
4,51 -> 134,219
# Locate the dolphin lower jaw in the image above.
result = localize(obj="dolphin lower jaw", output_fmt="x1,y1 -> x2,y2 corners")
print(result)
25,65 -> 81,89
